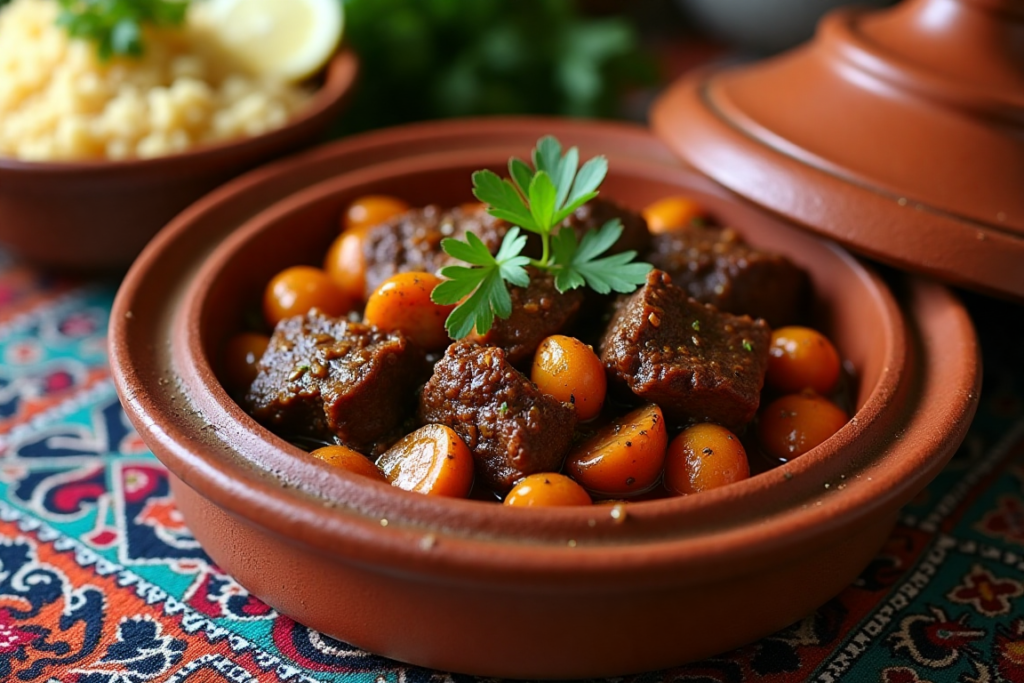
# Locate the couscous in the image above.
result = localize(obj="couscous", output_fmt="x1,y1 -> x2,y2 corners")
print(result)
0,0 -> 312,161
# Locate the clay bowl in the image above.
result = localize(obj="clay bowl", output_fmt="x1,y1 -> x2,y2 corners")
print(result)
109,119 -> 980,678
0,50 -> 357,272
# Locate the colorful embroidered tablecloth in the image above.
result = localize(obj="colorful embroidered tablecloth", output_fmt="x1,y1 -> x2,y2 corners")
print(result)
1,259 -> 1022,683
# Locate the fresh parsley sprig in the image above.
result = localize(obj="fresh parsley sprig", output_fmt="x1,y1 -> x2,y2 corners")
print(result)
431,136 -> 653,338
550,219 -> 654,295
431,229 -> 531,340
56,0 -> 190,61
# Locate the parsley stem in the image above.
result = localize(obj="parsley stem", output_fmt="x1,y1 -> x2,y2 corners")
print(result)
528,233 -> 553,272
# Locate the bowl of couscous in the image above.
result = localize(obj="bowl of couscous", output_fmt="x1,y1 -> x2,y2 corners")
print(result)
0,0 -> 357,270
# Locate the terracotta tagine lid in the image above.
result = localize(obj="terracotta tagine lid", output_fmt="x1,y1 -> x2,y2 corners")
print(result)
652,0 -> 1024,301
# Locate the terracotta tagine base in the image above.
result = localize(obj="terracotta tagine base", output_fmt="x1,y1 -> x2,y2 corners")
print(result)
109,119 -> 980,678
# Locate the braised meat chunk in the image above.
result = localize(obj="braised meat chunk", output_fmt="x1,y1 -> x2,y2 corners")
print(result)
363,203 -> 508,298
600,270 -> 771,430
419,342 -> 577,493
647,224 -> 807,327
469,268 -> 585,365
246,311 -> 424,454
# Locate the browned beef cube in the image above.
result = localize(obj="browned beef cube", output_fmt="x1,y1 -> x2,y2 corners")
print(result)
363,204 -> 508,298
246,311 -> 424,454
468,268 -> 584,366
600,270 -> 771,430
562,197 -> 650,256
646,224 -> 807,327
419,342 -> 577,493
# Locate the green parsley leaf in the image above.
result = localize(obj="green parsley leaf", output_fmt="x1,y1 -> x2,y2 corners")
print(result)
56,0 -> 190,61
550,219 -> 652,294
471,170 -> 537,232
58,0 -> 191,60
528,171 -> 557,234
475,137 -> 607,238
437,231 -> 498,267
508,158 -> 534,198
110,18 -> 141,55
533,136 -> 562,177
441,268 -> 505,339
431,265 -> 489,303
531,136 -> 579,210
437,136 -> 653,338
433,228 -> 530,337
493,229 -> 532,287
554,155 -> 607,223
553,147 -> 579,209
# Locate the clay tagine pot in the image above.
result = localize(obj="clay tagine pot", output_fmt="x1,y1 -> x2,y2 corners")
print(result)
0,51 -> 357,272
109,118 -> 980,678
653,0 -> 1024,300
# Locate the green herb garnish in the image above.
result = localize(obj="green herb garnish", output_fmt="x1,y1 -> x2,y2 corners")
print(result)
432,229 -> 531,340
56,0 -> 190,60
432,136 -> 652,338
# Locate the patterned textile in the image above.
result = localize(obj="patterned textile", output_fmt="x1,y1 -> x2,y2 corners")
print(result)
0,262 -> 1022,683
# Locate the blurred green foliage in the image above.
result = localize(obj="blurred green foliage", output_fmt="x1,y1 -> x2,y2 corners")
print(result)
338,0 -> 656,133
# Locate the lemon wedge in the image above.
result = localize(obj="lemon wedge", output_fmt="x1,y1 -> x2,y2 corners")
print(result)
207,0 -> 343,82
